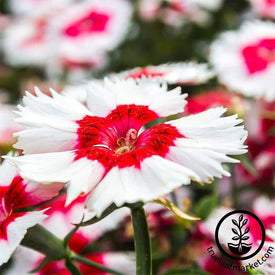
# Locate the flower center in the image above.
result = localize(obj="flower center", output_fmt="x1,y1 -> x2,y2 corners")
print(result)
115,129 -> 138,155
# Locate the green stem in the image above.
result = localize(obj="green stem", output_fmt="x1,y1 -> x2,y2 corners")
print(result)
131,206 -> 152,275
230,164 -> 238,208
72,254 -> 126,275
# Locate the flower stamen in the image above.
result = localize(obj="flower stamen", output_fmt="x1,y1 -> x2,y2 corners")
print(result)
115,129 -> 138,155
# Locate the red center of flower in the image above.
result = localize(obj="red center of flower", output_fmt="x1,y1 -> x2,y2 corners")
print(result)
125,68 -> 165,80
75,104 -> 184,169
63,11 -> 110,37
241,38 -> 275,74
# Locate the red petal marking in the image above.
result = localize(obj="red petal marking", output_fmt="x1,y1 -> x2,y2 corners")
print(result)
125,67 -> 165,80
113,124 -> 184,168
76,110 -> 182,169
77,116 -> 118,149
63,11 -> 110,37
79,254 -> 105,275
136,123 -> 183,157
3,176 -> 27,211
106,105 -> 159,136
21,19 -> 47,47
4,176 -> 56,210
241,38 -> 275,74
61,57 -> 97,69
75,147 -> 115,170
75,122 -> 183,169
38,260 -> 70,275
76,105 -> 159,150
0,212 -> 25,240
68,232 -> 90,254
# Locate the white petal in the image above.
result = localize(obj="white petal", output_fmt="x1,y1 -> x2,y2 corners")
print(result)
103,252 -> 135,275
14,126 -> 78,154
0,155 -> 18,186
4,152 -> 105,205
0,211 -> 46,266
86,156 -> 198,216
86,78 -> 187,117
3,246 -> 41,275
111,62 -> 215,85
167,107 -> 247,182
16,88 -> 92,131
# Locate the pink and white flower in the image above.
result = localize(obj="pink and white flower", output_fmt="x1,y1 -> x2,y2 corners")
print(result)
110,62 -> 215,85
50,0 -> 132,68
210,20 -> 275,101
0,156 -> 63,266
2,17 -> 51,67
6,79 -> 247,216
249,0 -> 275,19
139,0 -> 223,26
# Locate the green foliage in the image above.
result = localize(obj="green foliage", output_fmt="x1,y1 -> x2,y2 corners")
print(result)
164,268 -> 211,275
194,194 -> 218,220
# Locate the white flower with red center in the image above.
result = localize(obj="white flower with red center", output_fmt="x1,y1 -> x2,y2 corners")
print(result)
2,17 -> 51,67
6,79 -> 247,216
50,0 -> 132,67
0,156 -> 63,266
9,0 -> 72,17
249,0 -> 275,19
210,20 -> 275,101
110,62 -> 215,85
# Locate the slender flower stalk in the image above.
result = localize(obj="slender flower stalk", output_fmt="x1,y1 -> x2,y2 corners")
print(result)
131,206 -> 152,275
72,254 -> 127,275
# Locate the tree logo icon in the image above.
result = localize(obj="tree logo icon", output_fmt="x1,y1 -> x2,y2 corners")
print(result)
227,214 -> 252,255
215,210 -> 265,260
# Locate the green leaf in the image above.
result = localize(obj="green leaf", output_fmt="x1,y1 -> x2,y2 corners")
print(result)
21,225 -> 66,261
194,195 -> 217,220
164,268 -> 211,275
65,259 -> 82,275
234,155 -> 256,176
